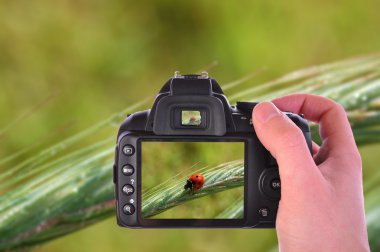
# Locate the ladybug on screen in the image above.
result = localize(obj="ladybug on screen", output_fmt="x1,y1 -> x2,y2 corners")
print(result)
190,115 -> 197,122
184,173 -> 205,191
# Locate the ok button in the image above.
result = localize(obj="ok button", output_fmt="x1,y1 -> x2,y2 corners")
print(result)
122,184 -> 134,195
259,168 -> 281,200
270,179 -> 281,190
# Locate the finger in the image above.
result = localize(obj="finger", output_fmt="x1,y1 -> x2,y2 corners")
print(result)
252,102 -> 317,183
311,141 -> 325,165
312,141 -> 320,156
272,94 -> 359,158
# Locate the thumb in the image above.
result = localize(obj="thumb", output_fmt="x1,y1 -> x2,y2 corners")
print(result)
252,102 -> 316,183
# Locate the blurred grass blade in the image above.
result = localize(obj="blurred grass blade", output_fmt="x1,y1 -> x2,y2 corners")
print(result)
1,53 -> 380,251
0,97 -> 151,181
222,68 -> 266,91
0,92 -> 59,139
0,120 -> 76,167
229,53 -> 380,102
365,187 -> 380,251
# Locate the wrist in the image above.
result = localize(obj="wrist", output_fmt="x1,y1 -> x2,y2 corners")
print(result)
277,230 -> 370,252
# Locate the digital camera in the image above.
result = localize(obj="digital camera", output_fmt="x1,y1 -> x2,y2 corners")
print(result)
113,72 -> 312,228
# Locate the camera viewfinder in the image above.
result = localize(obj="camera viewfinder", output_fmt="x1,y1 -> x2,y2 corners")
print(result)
181,110 -> 202,126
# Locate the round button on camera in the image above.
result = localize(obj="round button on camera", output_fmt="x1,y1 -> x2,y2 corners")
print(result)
122,184 -> 134,196
259,168 -> 281,200
123,204 -> 135,215
258,207 -> 270,217
122,165 -> 134,176
270,178 -> 281,190
122,145 -> 135,156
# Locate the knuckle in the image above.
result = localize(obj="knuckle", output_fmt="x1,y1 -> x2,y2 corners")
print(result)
278,123 -> 305,149
332,101 -> 348,118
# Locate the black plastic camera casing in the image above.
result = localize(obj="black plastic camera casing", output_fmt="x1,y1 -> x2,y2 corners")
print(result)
113,73 -> 312,228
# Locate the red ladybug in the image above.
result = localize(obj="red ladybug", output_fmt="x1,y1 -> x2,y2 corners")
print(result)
184,173 -> 205,191
190,115 -> 197,122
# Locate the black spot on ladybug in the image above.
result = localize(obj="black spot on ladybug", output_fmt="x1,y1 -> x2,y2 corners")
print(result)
196,175 -> 198,178
198,182 -> 201,185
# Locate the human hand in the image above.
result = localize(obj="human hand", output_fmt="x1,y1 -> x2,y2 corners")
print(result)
252,94 -> 370,252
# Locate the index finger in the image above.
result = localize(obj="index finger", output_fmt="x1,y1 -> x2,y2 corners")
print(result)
272,94 -> 358,157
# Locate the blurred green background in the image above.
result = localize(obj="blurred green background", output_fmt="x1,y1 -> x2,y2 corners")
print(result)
0,0 -> 379,251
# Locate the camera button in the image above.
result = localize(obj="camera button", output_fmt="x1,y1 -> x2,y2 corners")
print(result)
122,165 -> 135,176
122,184 -> 134,195
123,204 -> 135,215
122,145 -> 135,156
270,178 -> 281,190
259,168 -> 281,199
258,207 -> 270,217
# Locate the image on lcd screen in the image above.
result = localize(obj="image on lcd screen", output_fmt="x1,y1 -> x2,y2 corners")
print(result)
181,110 -> 201,126
141,141 -> 244,219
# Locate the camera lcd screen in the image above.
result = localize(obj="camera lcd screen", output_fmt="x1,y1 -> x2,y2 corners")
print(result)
141,141 -> 244,219
181,110 -> 202,126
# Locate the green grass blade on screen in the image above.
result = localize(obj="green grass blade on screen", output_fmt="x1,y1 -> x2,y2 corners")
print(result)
142,160 -> 244,218
0,53 -> 380,251
215,195 -> 244,219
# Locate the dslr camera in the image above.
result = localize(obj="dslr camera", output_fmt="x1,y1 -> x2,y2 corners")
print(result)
113,72 -> 311,228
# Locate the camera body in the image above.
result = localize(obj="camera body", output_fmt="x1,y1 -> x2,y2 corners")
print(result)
113,73 -> 312,228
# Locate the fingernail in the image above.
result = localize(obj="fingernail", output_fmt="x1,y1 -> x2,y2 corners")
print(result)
253,102 -> 281,123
